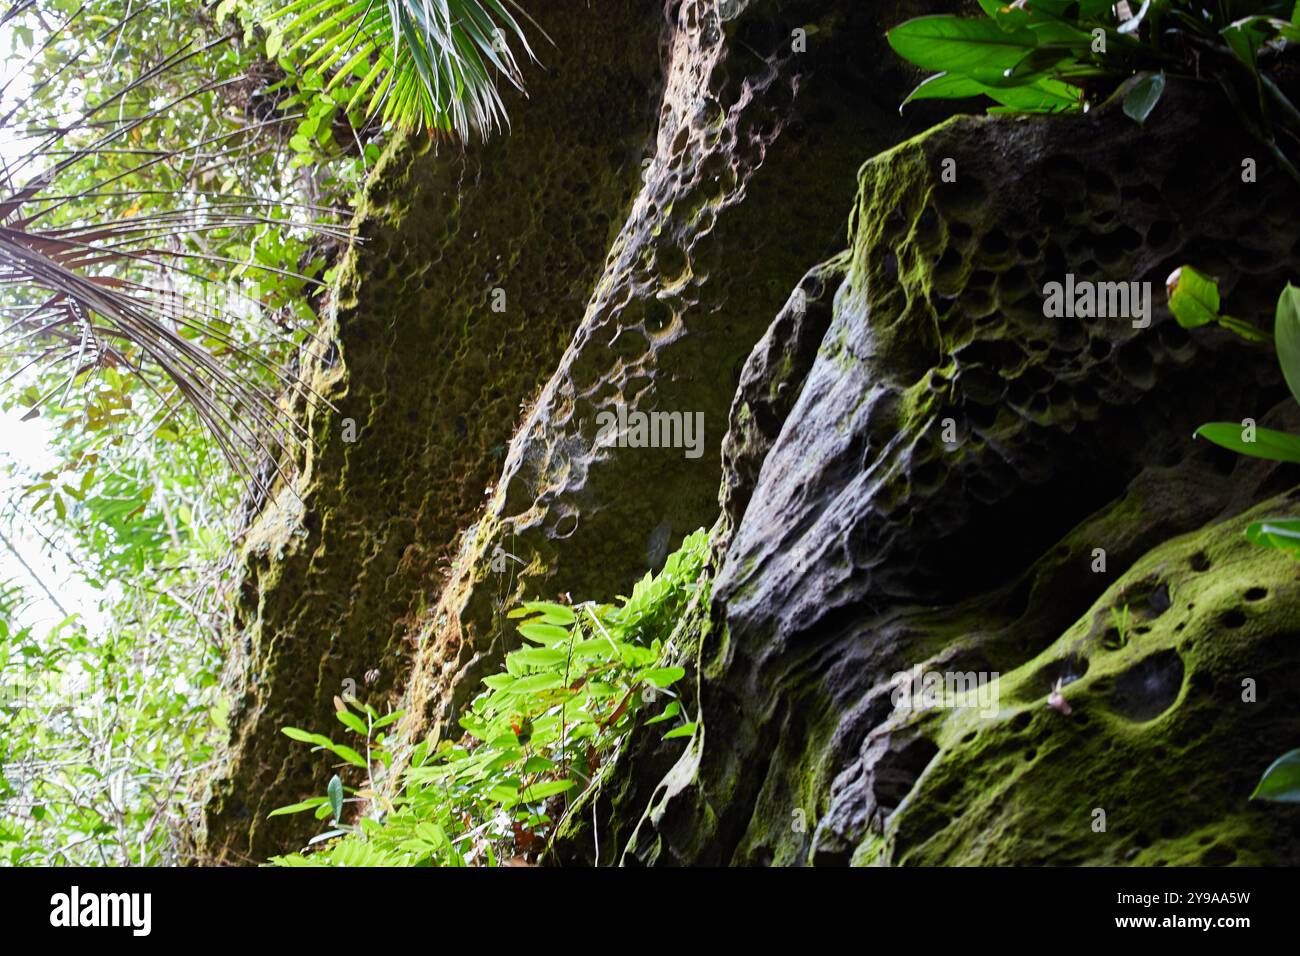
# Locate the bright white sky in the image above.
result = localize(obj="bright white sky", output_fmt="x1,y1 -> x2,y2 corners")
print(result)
0,409 -> 104,632
0,21 -> 104,634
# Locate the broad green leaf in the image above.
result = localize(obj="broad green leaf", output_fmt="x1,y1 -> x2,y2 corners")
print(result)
282,726 -> 336,749
487,783 -> 520,804
1273,283 -> 1300,407
1167,265 -> 1221,329
1195,423 -> 1300,463
415,822 -> 449,847
1246,519 -> 1300,557
1221,16 -> 1275,69
1251,749 -> 1300,802
267,796 -> 329,818
325,743 -> 369,768
663,722 -> 697,740
886,16 -> 1038,86
998,44 -> 1078,84
335,709 -> 368,736
1122,71 -> 1166,125
517,778 -> 576,802
327,774 -> 344,822
517,621 -> 571,645
902,71 -> 990,104
986,77 -> 1081,111
641,666 -> 685,688
509,601 -> 576,625
645,701 -> 681,725
507,646 -> 567,668
508,672 -> 564,695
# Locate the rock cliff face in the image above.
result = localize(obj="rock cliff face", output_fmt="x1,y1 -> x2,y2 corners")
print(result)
580,84 -> 1300,866
200,0 -> 666,862
398,0 -> 954,749
201,0 -> 1300,865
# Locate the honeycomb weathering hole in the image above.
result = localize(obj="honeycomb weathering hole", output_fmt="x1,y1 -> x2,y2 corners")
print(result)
1108,649 -> 1186,722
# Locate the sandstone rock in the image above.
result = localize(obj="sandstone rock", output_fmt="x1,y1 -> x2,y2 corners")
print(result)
597,81 -> 1300,865
398,0 -> 956,767
199,0 -> 665,862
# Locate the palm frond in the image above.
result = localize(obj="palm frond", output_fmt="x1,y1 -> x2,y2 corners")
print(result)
0,4 -> 352,498
264,0 -> 541,138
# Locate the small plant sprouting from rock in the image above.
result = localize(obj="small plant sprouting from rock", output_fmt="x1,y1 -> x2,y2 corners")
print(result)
1176,273 -> 1300,557
267,528 -> 709,866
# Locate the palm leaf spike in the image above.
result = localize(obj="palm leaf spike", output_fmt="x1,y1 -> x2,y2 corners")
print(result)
265,0 -> 543,138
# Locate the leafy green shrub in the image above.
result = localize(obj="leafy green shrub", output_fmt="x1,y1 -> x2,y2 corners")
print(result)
0,437 -> 230,865
887,0 -> 1300,183
268,528 -> 709,866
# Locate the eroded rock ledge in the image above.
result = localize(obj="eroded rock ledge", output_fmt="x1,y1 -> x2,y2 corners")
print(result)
570,82 -> 1300,866
398,0 -> 953,773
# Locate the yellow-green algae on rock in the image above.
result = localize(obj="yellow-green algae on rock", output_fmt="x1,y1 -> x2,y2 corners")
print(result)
871,496 -> 1300,866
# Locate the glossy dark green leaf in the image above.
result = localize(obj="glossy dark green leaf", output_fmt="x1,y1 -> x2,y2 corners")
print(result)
1251,749 -> 1300,802
1273,283 -> 1300,407
1195,423 -> 1300,463
327,774 -> 344,822
887,16 -> 1038,86
1122,71 -> 1166,124
986,77 -> 1081,111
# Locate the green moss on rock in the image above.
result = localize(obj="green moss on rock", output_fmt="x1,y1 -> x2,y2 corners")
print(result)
877,497 -> 1300,865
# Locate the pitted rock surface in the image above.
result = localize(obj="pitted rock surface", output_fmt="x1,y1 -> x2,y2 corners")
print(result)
869,495 -> 1300,865
600,82 -> 1300,865
399,0 -> 958,750
199,0 -> 665,863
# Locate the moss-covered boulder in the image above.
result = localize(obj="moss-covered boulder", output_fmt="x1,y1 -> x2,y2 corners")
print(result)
582,81 -> 1300,866
869,496 -> 1300,865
